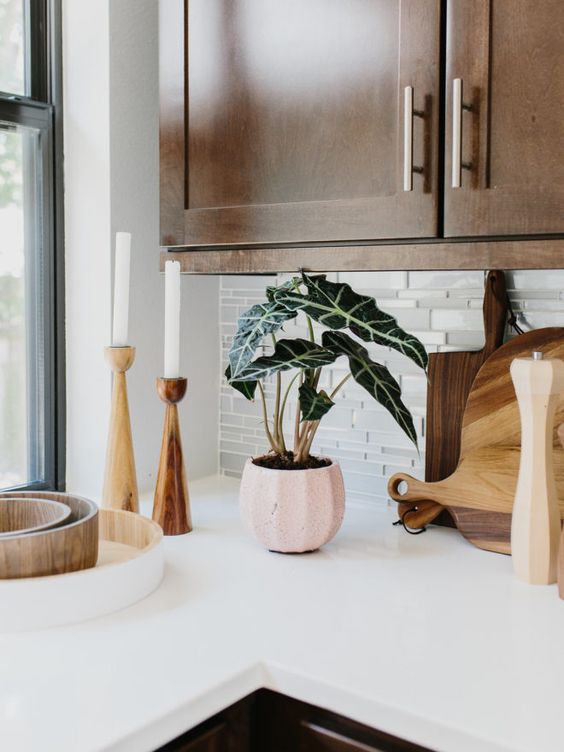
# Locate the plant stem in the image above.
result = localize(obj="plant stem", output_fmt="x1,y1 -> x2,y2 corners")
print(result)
295,374 -> 352,462
302,420 -> 320,459
306,314 -> 315,343
293,372 -> 304,453
274,372 -> 282,446
278,372 -> 299,451
330,372 -> 351,399
295,419 -> 315,463
270,334 -> 282,449
313,366 -> 322,389
257,381 -> 277,452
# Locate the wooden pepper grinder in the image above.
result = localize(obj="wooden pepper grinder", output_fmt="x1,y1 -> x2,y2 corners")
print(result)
510,352 -> 564,585
557,424 -> 564,599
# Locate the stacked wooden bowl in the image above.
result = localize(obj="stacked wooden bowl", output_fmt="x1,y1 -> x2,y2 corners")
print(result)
0,499 -> 164,631
0,491 -> 99,579
0,497 -> 71,537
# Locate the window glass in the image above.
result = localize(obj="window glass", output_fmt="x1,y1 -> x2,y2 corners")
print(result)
0,123 -> 43,488
0,0 -> 26,96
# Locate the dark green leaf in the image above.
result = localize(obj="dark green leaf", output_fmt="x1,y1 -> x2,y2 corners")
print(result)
235,338 -> 337,382
298,383 -> 335,422
322,330 -> 417,446
225,365 -> 257,401
266,276 -> 302,303
274,273 -> 428,371
228,301 -> 297,379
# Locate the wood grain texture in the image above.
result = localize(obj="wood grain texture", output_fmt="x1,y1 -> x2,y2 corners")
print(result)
425,270 -> 507,484
0,498 -> 71,537
420,269 -> 507,529
444,0 -> 564,236
160,239 -> 564,274
99,508 -> 162,553
510,357 -> 564,584
390,328 -> 564,553
0,492 -> 98,579
559,417 -> 564,598
159,0 -> 186,245
177,0 -> 440,246
153,377 -> 192,536
102,346 -> 139,513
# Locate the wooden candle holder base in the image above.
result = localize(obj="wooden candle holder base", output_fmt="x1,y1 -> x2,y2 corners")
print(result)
152,377 -> 192,535
102,346 -> 139,513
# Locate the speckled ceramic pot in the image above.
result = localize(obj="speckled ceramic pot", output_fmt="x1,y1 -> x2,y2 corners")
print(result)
239,458 -> 345,553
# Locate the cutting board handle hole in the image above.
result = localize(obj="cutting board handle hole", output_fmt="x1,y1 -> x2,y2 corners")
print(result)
396,480 -> 408,496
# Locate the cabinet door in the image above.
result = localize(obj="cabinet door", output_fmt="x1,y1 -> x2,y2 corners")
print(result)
302,721 -> 386,751
301,721 -> 431,752
444,0 -> 564,237
157,722 -> 227,751
161,0 -> 441,247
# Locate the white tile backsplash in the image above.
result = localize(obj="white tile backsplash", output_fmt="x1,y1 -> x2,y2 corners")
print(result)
218,268 -> 564,507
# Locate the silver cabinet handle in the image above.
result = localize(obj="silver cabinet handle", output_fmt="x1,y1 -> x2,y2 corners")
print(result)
403,85 -> 413,191
452,78 -> 463,188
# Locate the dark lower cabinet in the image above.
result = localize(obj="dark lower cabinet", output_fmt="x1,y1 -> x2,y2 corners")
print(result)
156,691 -> 433,752
156,697 -> 250,752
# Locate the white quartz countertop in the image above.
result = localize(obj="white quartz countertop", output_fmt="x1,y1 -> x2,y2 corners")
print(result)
1,475 -> 563,752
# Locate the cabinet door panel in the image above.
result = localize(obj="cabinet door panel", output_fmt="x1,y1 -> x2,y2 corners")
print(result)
158,722 -> 226,751
302,721 -> 385,751
444,0 -> 564,236
178,0 -> 440,246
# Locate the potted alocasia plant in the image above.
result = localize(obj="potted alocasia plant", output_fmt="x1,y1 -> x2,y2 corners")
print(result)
226,273 -> 427,553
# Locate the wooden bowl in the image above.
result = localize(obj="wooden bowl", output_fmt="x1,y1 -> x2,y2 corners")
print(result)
0,509 -> 164,631
0,498 -> 72,538
0,491 -> 99,579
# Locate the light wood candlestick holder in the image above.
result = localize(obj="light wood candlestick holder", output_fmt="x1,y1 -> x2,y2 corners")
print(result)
102,346 -> 139,513
152,377 -> 192,535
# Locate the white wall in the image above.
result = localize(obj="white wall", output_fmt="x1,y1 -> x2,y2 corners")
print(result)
63,1 -> 112,498
64,0 -> 219,500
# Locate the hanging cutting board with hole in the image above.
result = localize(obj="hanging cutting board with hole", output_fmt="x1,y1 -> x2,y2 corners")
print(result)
390,327 -> 564,554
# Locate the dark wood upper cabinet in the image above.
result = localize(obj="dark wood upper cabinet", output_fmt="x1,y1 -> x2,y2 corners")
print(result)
160,0 -> 564,264
161,0 -> 441,247
444,0 -> 564,237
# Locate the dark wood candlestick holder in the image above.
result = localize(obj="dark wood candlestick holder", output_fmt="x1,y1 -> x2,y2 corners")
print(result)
152,377 -> 192,535
102,346 -> 139,512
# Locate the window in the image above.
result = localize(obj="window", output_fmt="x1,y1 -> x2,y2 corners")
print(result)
0,0 -> 63,491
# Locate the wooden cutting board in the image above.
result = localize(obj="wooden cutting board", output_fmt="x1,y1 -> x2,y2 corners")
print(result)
419,269 -> 508,530
390,328 -> 564,554
425,270 -> 508,483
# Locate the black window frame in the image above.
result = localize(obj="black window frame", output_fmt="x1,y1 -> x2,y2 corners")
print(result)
0,0 -> 64,492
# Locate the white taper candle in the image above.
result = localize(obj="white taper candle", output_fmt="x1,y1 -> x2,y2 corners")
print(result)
164,260 -> 181,378
111,232 -> 131,346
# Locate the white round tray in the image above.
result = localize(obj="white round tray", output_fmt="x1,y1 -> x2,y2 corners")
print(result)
0,508 -> 164,631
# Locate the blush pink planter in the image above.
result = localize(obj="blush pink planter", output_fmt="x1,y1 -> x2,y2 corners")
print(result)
239,458 -> 345,553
